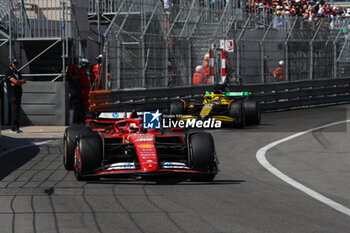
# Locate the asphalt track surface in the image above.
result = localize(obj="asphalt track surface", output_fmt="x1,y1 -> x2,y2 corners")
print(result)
1,105 -> 350,233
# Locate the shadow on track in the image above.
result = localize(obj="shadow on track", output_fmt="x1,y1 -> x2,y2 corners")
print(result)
0,140 -> 40,181
86,178 -> 246,186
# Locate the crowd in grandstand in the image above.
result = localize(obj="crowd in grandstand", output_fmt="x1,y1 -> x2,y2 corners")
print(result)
246,0 -> 350,29
163,0 -> 350,30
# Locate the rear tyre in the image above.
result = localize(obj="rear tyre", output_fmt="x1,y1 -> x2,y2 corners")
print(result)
74,134 -> 102,181
229,101 -> 246,128
170,100 -> 185,115
243,98 -> 261,125
63,126 -> 92,170
189,132 -> 217,182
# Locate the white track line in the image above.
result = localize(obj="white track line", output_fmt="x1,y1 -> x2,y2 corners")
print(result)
256,119 -> 350,217
0,140 -> 56,158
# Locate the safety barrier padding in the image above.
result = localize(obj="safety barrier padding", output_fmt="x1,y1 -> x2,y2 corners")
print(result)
89,90 -> 111,112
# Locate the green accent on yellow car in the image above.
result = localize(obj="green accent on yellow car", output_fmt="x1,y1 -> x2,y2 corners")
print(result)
225,92 -> 249,97
204,91 -> 249,98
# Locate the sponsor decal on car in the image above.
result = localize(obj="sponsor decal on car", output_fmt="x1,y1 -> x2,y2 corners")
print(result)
135,137 -> 153,142
141,152 -> 157,158
108,162 -> 136,170
138,144 -> 153,149
163,162 -> 190,169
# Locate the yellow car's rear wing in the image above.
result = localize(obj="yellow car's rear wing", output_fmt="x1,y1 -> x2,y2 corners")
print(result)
205,91 -> 250,97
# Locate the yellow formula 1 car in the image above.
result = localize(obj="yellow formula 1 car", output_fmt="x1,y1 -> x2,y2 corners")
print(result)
169,90 -> 261,128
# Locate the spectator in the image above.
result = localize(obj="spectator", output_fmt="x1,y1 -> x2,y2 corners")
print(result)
78,59 -> 90,112
263,56 -> 272,82
67,63 -> 85,124
203,53 -> 210,81
163,0 -> 171,14
6,59 -> 26,133
346,8 -> 350,17
221,0 -> 227,9
167,62 -> 176,86
209,0 -> 215,9
91,55 -> 103,91
225,53 -> 235,83
107,73 -> 112,90
259,3 -> 265,22
246,0 -> 346,30
317,2 -> 326,15
273,6 -> 284,29
193,65 -> 205,85
273,60 -> 285,81
330,7 -> 339,30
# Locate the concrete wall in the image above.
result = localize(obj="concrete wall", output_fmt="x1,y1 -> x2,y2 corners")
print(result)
21,81 -> 68,126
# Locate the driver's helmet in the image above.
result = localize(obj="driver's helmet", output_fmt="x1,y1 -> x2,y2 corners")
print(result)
80,58 -> 89,67
128,123 -> 138,133
213,96 -> 221,103
195,65 -> 203,72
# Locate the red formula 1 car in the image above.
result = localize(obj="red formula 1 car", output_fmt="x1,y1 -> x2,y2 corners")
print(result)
63,112 -> 219,181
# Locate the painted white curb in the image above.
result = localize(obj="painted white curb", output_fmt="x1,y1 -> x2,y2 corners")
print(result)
256,120 -> 350,217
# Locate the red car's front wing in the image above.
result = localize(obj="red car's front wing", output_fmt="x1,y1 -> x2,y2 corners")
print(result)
85,168 -> 214,178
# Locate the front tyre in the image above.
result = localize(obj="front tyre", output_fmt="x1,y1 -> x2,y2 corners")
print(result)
74,134 -> 102,181
63,126 -> 92,170
189,132 -> 218,182
229,101 -> 246,128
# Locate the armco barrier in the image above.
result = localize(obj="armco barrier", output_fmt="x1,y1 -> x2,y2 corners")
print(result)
89,78 -> 350,112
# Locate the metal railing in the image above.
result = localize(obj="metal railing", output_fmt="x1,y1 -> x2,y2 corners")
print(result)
0,0 -> 83,82
0,0 -> 20,22
10,0 -> 74,39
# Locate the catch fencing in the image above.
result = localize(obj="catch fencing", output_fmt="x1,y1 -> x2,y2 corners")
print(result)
102,0 -> 238,89
101,0 -> 350,89
234,16 -> 350,84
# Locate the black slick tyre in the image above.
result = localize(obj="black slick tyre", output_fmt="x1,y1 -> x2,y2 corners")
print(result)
63,126 -> 92,170
189,132 -> 217,182
170,100 -> 185,115
74,134 -> 102,181
229,101 -> 246,128
243,98 -> 261,125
